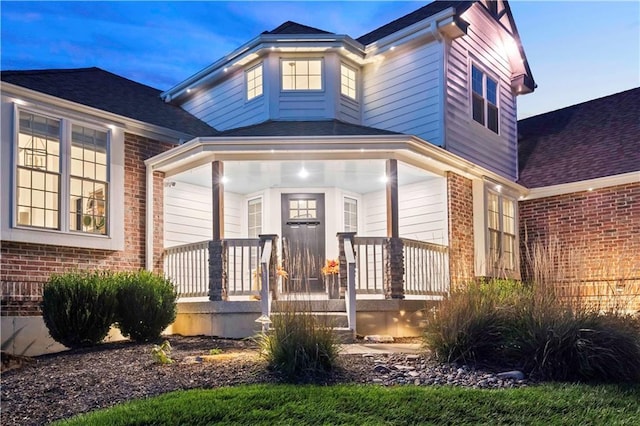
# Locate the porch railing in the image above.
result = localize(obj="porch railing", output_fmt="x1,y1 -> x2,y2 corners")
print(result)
164,241 -> 209,297
402,238 -> 449,295
353,236 -> 386,294
226,238 -> 261,296
352,236 -> 449,296
164,238 -> 260,298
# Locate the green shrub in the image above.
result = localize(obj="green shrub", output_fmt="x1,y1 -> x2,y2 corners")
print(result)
42,270 -> 118,348
115,271 -> 177,342
257,303 -> 339,381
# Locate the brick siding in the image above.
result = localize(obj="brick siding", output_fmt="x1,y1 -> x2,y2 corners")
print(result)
1,133 -> 173,316
447,172 -> 475,289
519,182 -> 640,311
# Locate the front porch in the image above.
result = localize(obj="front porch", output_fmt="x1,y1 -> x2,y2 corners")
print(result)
145,137 -> 467,338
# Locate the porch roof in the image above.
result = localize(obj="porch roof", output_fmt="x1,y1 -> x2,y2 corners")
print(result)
218,120 -> 401,137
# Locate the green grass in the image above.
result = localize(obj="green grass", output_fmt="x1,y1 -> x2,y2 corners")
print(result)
55,384 -> 640,425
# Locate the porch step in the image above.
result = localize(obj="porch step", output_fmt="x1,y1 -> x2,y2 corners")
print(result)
272,300 -> 346,312
271,311 -> 350,328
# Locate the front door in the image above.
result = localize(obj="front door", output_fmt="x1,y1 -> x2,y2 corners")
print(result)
281,193 -> 325,293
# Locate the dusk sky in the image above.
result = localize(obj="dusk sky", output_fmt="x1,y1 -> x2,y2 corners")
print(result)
2,1 -> 638,119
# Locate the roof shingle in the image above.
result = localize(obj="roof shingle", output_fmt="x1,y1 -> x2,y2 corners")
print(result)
219,119 -> 401,137
1,67 -> 218,136
517,88 -> 640,188
264,21 -> 333,35
357,1 -> 473,45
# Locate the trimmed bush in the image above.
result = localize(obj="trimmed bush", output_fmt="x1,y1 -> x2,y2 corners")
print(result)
257,302 -> 339,381
42,271 -> 118,348
115,271 -> 177,342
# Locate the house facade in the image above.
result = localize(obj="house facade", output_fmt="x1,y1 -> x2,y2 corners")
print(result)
2,1 -> 634,355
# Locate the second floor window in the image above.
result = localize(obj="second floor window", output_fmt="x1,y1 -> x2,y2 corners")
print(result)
246,64 -> 263,101
282,59 -> 322,91
340,64 -> 356,99
472,65 -> 499,134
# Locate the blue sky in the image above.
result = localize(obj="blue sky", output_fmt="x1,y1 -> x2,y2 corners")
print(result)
1,1 -> 638,119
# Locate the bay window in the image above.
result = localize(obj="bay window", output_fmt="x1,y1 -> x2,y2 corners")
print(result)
281,59 -> 322,91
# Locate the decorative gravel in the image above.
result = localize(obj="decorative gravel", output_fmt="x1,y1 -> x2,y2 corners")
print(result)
1,336 -> 530,426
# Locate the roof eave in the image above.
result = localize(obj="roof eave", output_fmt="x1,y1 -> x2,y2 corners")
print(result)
161,34 -> 365,104
3,83 -> 193,143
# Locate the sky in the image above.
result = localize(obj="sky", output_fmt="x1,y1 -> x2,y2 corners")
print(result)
1,1 -> 638,119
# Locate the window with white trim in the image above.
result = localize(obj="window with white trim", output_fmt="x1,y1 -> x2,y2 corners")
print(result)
340,64 -> 356,99
15,110 -> 110,235
246,63 -> 263,101
344,197 -> 357,233
281,59 -> 322,91
472,64 -> 499,134
247,197 -> 262,238
487,190 -> 516,272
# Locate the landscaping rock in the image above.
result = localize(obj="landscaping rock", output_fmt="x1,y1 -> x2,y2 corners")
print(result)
497,370 -> 525,380
364,335 -> 395,343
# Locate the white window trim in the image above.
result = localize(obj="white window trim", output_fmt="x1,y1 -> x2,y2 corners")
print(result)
469,62 -> 500,135
245,62 -> 264,102
279,58 -> 324,93
473,179 -> 519,278
1,102 -> 124,250
343,196 -> 358,233
340,63 -> 358,101
247,196 -> 263,238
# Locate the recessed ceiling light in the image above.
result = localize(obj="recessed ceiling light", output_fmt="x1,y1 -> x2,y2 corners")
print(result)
298,167 -> 309,179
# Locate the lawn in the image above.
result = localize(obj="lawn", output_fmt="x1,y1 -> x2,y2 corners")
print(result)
56,383 -> 640,425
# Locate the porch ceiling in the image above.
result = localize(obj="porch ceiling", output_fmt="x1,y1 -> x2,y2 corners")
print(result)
172,159 -> 439,194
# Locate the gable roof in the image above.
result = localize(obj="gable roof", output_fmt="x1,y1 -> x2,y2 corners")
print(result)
357,1 -> 473,45
518,88 -> 640,188
1,67 -> 218,137
218,119 -> 400,137
263,21 -> 332,35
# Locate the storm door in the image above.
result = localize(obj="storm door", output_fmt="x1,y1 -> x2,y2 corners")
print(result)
281,193 -> 325,293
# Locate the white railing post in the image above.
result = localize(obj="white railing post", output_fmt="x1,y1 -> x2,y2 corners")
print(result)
344,238 -> 357,339
260,239 -> 272,323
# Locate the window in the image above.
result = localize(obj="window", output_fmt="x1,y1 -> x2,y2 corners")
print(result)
289,199 -> 316,219
70,125 -> 109,234
15,110 -> 109,235
16,112 -> 61,229
471,64 -> 499,134
246,63 -> 263,101
247,197 -> 262,238
344,197 -> 357,232
340,64 -> 356,99
282,59 -> 322,91
487,190 -> 516,272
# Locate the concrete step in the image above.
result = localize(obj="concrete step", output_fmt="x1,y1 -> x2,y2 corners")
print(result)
271,311 -> 349,328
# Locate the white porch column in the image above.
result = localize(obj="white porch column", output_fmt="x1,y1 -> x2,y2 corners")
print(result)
212,160 -> 224,240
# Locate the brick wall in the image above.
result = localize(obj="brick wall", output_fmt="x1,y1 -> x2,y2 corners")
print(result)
1,133 -> 173,316
447,172 -> 475,289
519,182 -> 640,310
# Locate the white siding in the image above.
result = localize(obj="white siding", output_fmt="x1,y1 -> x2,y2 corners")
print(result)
362,42 -> 444,145
445,4 -> 519,180
164,182 -> 242,248
181,68 -> 268,131
337,95 -> 360,124
362,178 -> 448,245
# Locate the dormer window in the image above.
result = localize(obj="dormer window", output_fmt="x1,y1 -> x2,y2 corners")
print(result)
340,64 -> 357,100
246,63 -> 263,101
281,59 -> 322,91
472,64 -> 499,134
